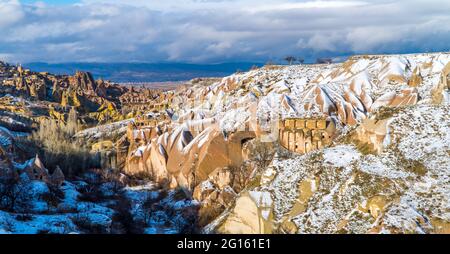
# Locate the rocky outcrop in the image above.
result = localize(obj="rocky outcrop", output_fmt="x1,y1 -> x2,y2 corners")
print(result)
119,87 -> 167,115
60,72 -> 108,112
217,190 -> 274,234
371,88 -> 418,111
408,67 -> 423,87
22,155 -> 65,186
67,71 -> 97,94
1,72 -> 50,101
39,52 -> 445,234
353,117 -> 390,154
121,53 -> 449,222
432,62 -> 450,104
1,63 -> 131,124
91,141 -> 117,170
122,118 -> 256,191
193,163 -> 257,226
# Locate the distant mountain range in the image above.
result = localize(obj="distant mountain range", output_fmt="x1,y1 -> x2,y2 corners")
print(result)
23,62 -> 264,83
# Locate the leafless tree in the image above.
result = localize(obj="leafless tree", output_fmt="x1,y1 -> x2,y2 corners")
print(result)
316,58 -> 333,64
29,108 -> 97,177
0,177 -> 33,212
246,139 -> 275,171
284,56 -> 297,65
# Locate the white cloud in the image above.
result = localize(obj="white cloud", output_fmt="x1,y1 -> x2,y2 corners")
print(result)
249,1 -> 368,13
0,0 -> 24,28
302,33 -> 341,52
0,0 -> 449,63
346,26 -> 401,52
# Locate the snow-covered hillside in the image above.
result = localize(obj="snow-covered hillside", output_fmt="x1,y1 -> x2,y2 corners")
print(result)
190,52 -> 449,234
1,52 -> 449,234
123,52 -> 449,192
259,104 -> 449,233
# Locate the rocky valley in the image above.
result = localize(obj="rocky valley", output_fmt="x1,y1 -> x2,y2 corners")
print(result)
0,52 -> 449,234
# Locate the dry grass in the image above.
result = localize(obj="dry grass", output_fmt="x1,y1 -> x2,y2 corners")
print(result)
29,107 -> 98,177
374,106 -> 404,121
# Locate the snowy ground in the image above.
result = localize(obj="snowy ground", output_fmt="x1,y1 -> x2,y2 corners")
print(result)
0,175 -> 199,234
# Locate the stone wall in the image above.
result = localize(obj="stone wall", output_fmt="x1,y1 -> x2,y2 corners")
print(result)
278,118 -> 335,154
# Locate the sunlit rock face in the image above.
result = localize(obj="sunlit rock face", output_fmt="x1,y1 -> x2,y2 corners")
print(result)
122,118 -> 256,191
217,190 -> 274,234
432,62 -> 450,104
0,63 -> 134,125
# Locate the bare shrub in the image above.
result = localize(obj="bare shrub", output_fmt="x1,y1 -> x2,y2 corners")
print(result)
176,206 -> 200,234
111,194 -> 144,234
77,185 -> 106,203
246,139 -> 276,170
41,185 -> 64,210
71,213 -> 108,234
316,58 -> 333,64
2,218 -> 15,232
29,107 -> 98,177
0,177 -> 33,212
284,56 -> 297,65
15,214 -> 33,222
142,191 -> 168,224
274,142 -> 296,160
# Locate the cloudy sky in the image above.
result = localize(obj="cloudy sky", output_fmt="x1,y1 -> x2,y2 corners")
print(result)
1,0 -> 450,63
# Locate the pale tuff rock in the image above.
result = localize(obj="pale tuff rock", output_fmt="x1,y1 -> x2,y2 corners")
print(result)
353,117 -> 391,154
431,61 -> 450,104
192,167 -> 243,226
277,177 -> 319,233
362,195 -> 388,219
217,191 -> 274,234
0,127 -> 19,179
122,116 -> 256,192
370,87 -> 419,111
50,166 -> 65,186
0,62 -> 144,124
260,165 -> 277,186
22,155 -> 65,186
